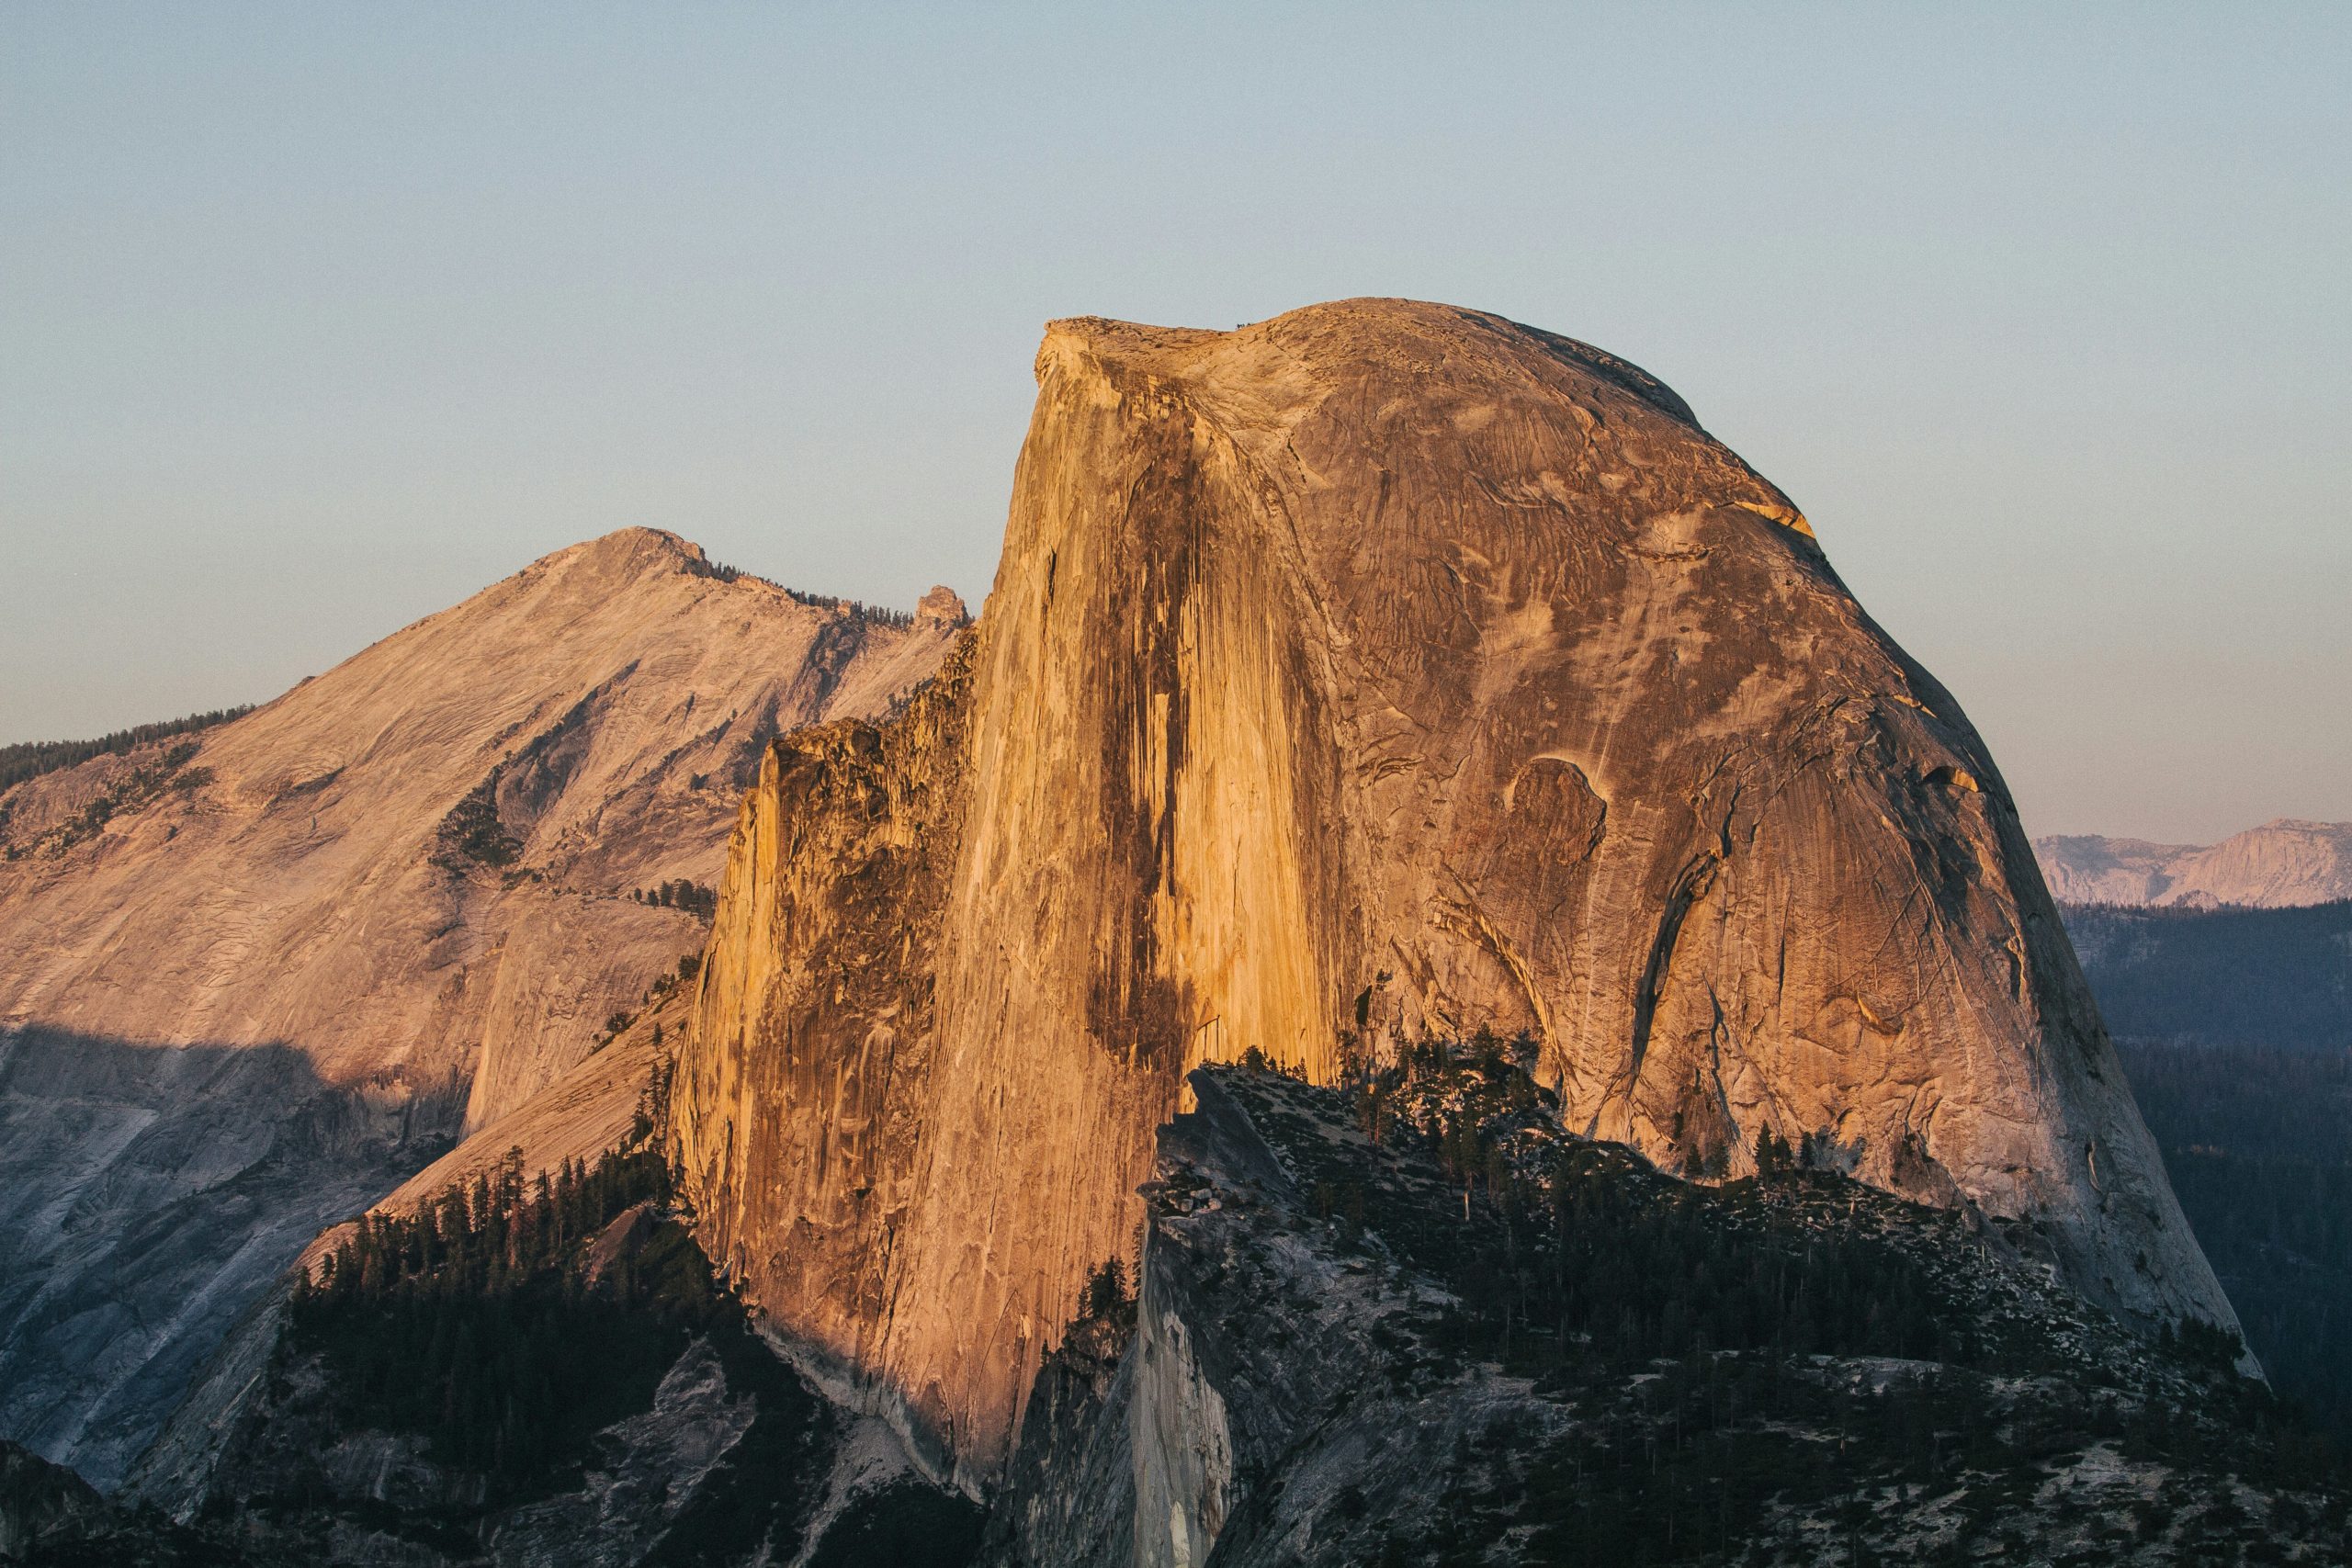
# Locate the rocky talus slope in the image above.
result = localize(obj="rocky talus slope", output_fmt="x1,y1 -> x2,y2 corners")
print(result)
2035,819 -> 2352,908
988,1061 -> 2346,1568
671,299 -> 2235,1489
0,527 -> 963,1488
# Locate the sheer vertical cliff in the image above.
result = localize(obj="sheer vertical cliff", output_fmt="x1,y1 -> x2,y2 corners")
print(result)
670,299 -> 2239,1488
0,528 -> 962,1486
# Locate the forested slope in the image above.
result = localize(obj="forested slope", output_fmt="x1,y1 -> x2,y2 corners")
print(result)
2060,900 -> 2352,1445
2064,900 -> 2352,1049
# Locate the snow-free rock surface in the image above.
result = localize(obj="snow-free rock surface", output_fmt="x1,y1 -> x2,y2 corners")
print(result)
2036,819 -> 2352,908
670,299 -> 2236,1488
986,1064 -> 2340,1567
0,527 -> 960,1487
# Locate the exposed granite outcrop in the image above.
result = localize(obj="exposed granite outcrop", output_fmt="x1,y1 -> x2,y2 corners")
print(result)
670,299 -> 2238,1488
989,1065 -> 2342,1567
0,527 -> 960,1487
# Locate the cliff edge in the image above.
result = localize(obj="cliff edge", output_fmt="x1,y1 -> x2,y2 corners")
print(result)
671,299 -> 2238,1487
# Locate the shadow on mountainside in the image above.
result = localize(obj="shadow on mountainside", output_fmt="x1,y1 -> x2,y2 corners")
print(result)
2117,1037 -> 2352,1448
2064,899 -> 2352,1050
0,1026 -> 463,1492
2057,901 -> 2352,1445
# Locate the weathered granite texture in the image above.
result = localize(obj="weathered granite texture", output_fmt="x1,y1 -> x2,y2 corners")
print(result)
670,299 -> 2238,1488
0,527 -> 961,1487
982,1065 -> 2337,1568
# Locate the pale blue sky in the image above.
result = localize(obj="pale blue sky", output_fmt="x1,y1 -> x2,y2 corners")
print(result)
4,4 -> 2345,842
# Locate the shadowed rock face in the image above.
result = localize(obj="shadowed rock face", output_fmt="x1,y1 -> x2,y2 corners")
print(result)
988,1066 -> 2333,1568
0,527 -> 962,1486
670,299 -> 2238,1488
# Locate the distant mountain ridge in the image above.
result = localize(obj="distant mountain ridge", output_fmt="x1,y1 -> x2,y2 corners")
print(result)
2036,818 -> 2352,908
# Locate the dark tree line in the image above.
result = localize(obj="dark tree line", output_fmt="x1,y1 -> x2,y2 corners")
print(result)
6,739 -> 214,858
2063,899 -> 2352,1049
2120,1039 -> 2350,1166
597,952 -> 702,1046
0,704 -> 253,793
2067,898 -> 2352,1446
1077,1256 -> 1135,1329
288,1141 -> 703,1491
633,879 -> 717,918
1484,1345 -> 2342,1568
1227,1044 -> 2349,1566
678,555 -> 916,628
1253,1039 -> 1982,1377
269,1063 -> 852,1562
432,768 -> 520,869
1376,1062 -> 1953,1372
2120,1037 -> 2352,1447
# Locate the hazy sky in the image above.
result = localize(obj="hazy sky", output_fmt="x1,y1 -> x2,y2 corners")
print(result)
4,5 -> 2345,843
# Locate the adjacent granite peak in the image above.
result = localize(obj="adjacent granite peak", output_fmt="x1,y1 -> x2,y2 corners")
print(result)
0,532 -> 959,1487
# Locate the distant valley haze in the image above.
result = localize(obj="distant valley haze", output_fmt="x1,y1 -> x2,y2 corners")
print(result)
4,4 -> 2346,847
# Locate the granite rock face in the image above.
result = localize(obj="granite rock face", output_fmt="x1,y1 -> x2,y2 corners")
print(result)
2037,819 -> 2352,908
670,299 -> 2238,1487
0,527 -> 960,1487
988,1065 -> 2337,1568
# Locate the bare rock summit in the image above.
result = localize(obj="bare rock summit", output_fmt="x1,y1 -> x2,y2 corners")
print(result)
670,299 -> 2239,1487
0,527 -> 958,1486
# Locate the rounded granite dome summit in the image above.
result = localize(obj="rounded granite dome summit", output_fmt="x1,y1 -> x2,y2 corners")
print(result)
1047,297 -> 1713,434
671,299 -> 2238,1485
